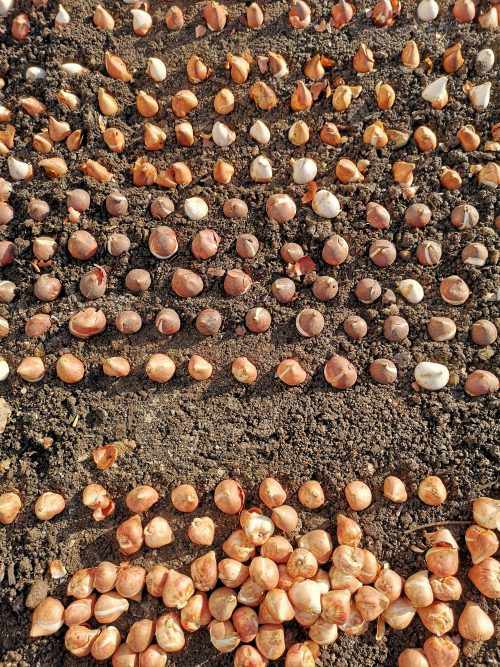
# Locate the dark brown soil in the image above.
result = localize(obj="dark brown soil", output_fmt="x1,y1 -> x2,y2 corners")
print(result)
0,1 -> 498,665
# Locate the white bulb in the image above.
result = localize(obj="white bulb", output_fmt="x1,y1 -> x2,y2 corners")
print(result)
417,0 -> 439,21
291,157 -> 317,184
212,122 -> 236,147
0,359 -> 9,382
422,77 -> 448,107
476,49 -> 494,73
131,8 -> 152,35
147,58 -> 167,83
25,66 -> 47,81
312,190 -> 340,219
55,4 -> 70,27
399,279 -> 424,304
61,63 -> 86,76
414,362 -> 449,391
469,82 -> 491,111
0,0 -> 14,18
7,156 -> 33,181
249,120 -> 270,145
250,156 -> 273,182
184,197 -> 208,221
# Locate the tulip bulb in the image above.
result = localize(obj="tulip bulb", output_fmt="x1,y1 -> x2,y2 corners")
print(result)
289,0 -> 311,29
354,586 -> 389,621
61,63 -> 87,76
291,81 -> 312,111
418,0 -> 439,21
93,5 -> 114,30
473,497 -> 500,530
336,158 -> 364,183
241,510 -> 275,546
55,5 -> 70,27
247,3 -> 264,29
339,602 -> 369,636
320,589 -> 350,626
250,156 -> 273,182
469,82 -> 491,111
144,123 -> 166,151
0,0 -> 14,16
64,596 -> 96,627
312,190 -> 340,219
91,626 -> 121,660
35,492 -> 65,521
404,570 -> 434,608
131,8 -> 152,35
453,0 -> 475,22
423,636 -> 459,667
249,81 -> 278,110
465,524 -> 499,564
477,162 -> 500,188
97,88 -> 118,116
402,40 -> 420,68
304,54 -> 329,81
226,53 -> 251,83
289,579 -> 322,615
345,480 -> 372,510
0,492 -> 21,525
383,476 -> 407,503
65,626 -> 100,657
162,570 -> 195,609
289,120 -> 309,146
156,612 -> 185,653
425,544 -> 459,578
103,128 -> 125,153
422,77 -> 448,109
418,476 -> 447,505
476,48 -> 495,73
442,42 -> 464,73
187,54 -> 212,84
7,156 -> 33,181
147,57 -> 166,83
212,121 -> 236,147
105,51 -> 132,82
268,51 -> 289,78
382,596 -> 416,630
478,6 -> 498,29
187,517 -> 215,547
249,119 -> 270,145
429,575 -> 462,602
331,0 -> 355,28
56,90 -> 79,111
399,648 -> 429,667
468,557 -> 500,599
30,598 -> 65,637
393,161 -> 415,186
417,601 -> 454,636
144,566 -> 168,600
458,601 -> 494,641
353,44 -> 375,72
204,2 -> 228,32
363,122 -> 388,148
26,66 -> 47,81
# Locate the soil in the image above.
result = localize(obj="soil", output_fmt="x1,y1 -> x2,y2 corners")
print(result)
0,0 -> 498,665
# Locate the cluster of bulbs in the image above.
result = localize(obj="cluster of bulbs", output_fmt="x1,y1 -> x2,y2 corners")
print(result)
5,476 -> 496,667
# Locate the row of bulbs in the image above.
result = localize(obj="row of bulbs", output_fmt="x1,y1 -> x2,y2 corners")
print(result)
2,143 -> 499,191
1,350 -> 498,396
3,0 -> 497,37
